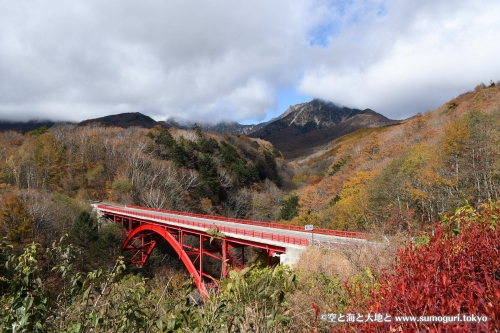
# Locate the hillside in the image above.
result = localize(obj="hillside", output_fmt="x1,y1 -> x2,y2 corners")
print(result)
178,121 -> 269,135
77,112 -> 175,129
284,82 -> 500,234
0,123 -> 289,222
0,83 -> 499,332
249,99 -> 399,158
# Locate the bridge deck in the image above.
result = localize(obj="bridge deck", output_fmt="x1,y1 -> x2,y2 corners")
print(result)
96,203 -> 368,248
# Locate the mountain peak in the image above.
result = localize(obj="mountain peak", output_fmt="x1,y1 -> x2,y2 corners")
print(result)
249,99 -> 399,158
77,112 -> 173,129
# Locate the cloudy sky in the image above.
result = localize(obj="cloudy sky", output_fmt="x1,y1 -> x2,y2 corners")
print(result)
1,0 -> 499,124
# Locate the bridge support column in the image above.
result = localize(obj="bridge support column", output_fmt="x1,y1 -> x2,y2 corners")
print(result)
222,240 -> 227,278
241,246 -> 244,267
199,235 -> 203,277
280,246 -> 304,267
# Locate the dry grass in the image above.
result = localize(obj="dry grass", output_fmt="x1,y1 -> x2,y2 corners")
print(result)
286,238 -> 404,332
294,247 -> 354,282
294,235 -> 403,281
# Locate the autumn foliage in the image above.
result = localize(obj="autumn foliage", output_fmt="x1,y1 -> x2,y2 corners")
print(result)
287,83 -> 500,237
332,203 -> 500,332
0,194 -> 33,243
0,83 -> 499,332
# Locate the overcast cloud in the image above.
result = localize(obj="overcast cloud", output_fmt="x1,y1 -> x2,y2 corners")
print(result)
0,0 -> 499,123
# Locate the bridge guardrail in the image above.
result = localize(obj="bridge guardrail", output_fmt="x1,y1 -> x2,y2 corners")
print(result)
125,205 -> 367,240
98,205 -> 309,246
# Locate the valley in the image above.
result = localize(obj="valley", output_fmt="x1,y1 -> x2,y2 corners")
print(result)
0,82 -> 499,331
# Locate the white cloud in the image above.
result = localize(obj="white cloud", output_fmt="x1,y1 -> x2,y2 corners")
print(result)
299,0 -> 500,119
0,0 -> 314,122
0,0 -> 499,123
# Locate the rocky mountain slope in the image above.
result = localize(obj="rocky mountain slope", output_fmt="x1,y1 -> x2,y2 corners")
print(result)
177,121 -> 268,135
249,99 -> 399,158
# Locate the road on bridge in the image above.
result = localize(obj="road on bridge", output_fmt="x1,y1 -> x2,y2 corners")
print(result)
97,203 -> 368,248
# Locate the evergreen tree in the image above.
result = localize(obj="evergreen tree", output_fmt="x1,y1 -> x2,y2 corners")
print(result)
199,155 -> 222,202
279,193 -> 300,220
70,211 -> 98,249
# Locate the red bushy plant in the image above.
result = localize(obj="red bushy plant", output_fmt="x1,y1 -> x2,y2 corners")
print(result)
332,203 -> 500,332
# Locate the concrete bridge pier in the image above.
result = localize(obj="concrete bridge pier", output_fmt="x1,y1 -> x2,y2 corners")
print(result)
278,245 -> 306,267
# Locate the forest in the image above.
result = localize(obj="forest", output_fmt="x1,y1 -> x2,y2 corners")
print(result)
0,82 -> 499,332
287,82 -> 500,234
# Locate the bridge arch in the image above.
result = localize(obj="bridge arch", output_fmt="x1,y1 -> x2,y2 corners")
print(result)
121,224 -> 208,297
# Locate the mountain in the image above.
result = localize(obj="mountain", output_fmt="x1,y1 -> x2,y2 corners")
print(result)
178,121 -> 269,135
0,120 -> 59,133
77,112 -> 175,129
249,99 -> 399,158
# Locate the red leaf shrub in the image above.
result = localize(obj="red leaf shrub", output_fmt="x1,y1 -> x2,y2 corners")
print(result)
332,204 -> 500,332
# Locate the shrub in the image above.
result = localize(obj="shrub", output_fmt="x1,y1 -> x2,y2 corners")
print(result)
159,266 -> 297,332
332,203 -> 500,332
111,178 -> 132,193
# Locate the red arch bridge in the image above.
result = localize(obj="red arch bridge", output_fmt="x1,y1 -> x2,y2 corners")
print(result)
94,203 -> 368,296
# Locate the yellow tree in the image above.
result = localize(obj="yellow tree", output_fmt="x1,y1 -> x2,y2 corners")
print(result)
32,133 -> 65,190
362,137 -> 381,160
298,186 -> 322,215
0,194 -> 33,243
329,171 -> 377,231
441,117 -> 469,164
401,146 -> 452,226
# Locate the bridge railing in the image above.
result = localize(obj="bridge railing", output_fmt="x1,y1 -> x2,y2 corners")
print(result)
125,205 -> 367,240
98,205 -> 309,246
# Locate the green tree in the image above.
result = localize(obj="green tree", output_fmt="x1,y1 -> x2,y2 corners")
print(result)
69,211 -> 98,249
26,125 -> 48,136
155,129 -> 176,148
220,141 -> 241,165
263,149 -> 281,186
198,155 -> 222,202
279,193 -> 300,220
0,243 -> 50,332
